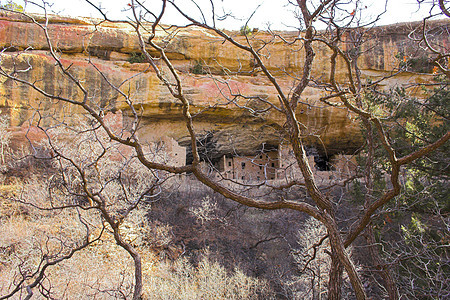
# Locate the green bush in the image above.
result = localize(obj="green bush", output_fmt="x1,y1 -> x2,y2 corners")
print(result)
395,51 -> 433,73
128,52 -> 146,64
240,25 -> 252,36
0,1 -> 24,12
190,60 -> 206,75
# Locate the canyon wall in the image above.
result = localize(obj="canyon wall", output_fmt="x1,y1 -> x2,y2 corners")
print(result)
0,11 -> 447,159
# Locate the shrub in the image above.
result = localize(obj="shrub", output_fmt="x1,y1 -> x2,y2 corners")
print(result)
190,60 -> 206,75
395,52 -> 433,73
0,1 -> 24,12
240,25 -> 252,36
143,250 -> 272,299
128,52 -> 146,64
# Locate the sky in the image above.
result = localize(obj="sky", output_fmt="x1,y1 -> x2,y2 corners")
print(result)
12,0 -> 445,30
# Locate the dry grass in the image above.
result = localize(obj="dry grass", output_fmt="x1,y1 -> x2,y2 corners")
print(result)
142,250 -> 271,300
0,185 -> 271,299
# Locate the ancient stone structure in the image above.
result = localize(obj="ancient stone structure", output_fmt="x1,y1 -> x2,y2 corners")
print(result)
217,145 -> 357,183
219,150 -> 280,181
152,136 -> 187,167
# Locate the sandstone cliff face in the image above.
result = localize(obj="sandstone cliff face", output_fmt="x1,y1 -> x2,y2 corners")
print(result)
0,11 -> 446,159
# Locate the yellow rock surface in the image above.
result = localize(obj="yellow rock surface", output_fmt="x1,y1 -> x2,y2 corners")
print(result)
0,12 -> 447,156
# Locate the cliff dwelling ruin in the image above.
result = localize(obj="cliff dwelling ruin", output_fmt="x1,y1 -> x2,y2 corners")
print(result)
158,137 -> 357,183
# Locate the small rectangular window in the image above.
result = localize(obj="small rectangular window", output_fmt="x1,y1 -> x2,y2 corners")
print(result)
259,166 -> 262,170
228,161 -> 231,167
241,162 -> 246,169
271,163 -> 275,168
257,176 -> 260,181
241,176 -> 245,180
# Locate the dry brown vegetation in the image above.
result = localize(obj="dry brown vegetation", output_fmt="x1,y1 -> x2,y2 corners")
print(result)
0,141 -> 272,299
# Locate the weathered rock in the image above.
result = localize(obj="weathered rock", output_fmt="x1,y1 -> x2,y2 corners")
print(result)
0,12 -> 447,158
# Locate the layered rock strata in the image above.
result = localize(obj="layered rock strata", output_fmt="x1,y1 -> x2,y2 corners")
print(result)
0,11 -> 446,160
